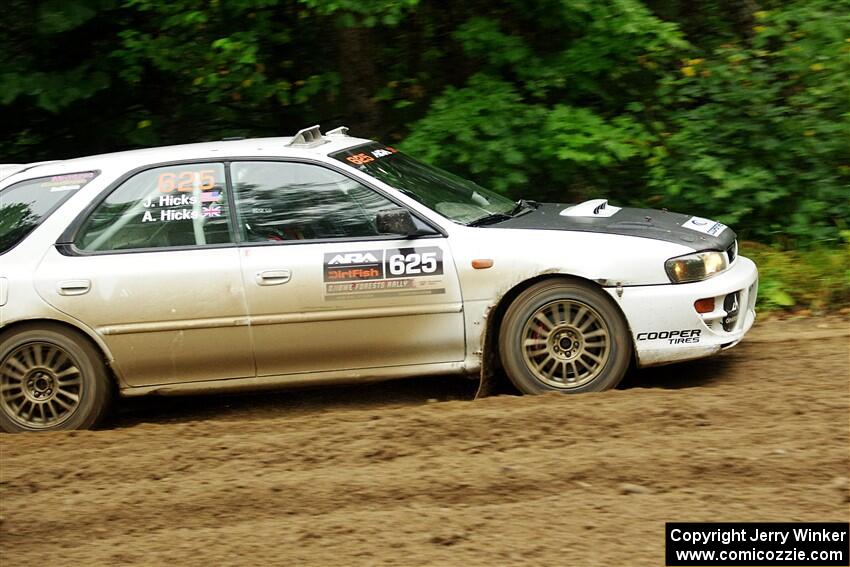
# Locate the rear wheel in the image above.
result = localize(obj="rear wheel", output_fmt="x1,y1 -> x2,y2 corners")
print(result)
499,279 -> 632,394
0,326 -> 112,432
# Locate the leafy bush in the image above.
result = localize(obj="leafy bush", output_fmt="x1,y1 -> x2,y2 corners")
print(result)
742,237 -> 850,312
648,1 -> 850,246
403,0 -> 849,246
401,1 -> 683,204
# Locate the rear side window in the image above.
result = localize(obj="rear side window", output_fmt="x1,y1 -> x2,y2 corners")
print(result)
0,172 -> 97,255
76,163 -> 232,252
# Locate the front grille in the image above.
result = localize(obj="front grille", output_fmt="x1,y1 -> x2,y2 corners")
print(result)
727,241 -> 737,263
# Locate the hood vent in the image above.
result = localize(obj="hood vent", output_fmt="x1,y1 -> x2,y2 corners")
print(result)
560,199 -> 622,218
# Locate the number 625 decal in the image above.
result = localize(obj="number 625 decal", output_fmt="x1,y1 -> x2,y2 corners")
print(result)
385,247 -> 443,277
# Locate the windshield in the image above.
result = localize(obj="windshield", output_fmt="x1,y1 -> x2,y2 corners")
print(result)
0,171 -> 97,255
330,142 -> 516,224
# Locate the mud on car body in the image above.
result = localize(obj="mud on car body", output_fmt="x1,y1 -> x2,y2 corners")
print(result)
0,126 -> 758,432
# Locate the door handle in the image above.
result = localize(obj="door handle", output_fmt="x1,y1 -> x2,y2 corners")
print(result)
256,270 -> 291,286
58,279 -> 91,296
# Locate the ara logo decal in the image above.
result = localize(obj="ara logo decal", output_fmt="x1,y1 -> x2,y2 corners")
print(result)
324,250 -> 384,282
327,252 -> 380,265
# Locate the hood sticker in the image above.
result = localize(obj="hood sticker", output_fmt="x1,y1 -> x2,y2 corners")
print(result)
682,216 -> 727,236
323,246 -> 444,300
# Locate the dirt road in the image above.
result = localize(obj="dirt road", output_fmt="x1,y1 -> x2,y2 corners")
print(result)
1,317 -> 848,566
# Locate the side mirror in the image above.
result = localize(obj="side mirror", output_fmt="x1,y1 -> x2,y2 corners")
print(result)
376,207 -> 419,236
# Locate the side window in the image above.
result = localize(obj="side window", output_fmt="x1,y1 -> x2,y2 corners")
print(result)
76,163 -> 232,252
230,162 -> 428,242
1,171 -> 98,255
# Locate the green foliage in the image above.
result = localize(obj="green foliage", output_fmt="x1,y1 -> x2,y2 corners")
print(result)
742,239 -> 850,312
37,0 -> 100,34
648,0 -> 850,246
401,75 -> 547,192
403,0 -> 849,245
1,0 -> 848,260
403,0 -> 682,202
543,108 -> 651,167
297,0 -> 419,26
0,0 -> 115,114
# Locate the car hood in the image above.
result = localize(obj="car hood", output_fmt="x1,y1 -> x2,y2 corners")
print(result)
493,200 -> 736,251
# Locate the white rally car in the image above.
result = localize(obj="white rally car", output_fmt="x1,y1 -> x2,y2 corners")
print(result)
0,126 -> 757,431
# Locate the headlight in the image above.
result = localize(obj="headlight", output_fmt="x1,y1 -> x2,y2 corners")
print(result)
665,251 -> 728,283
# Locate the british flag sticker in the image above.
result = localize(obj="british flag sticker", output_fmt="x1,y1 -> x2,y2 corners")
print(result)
202,204 -> 222,218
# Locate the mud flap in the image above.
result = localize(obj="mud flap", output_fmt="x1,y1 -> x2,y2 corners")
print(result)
475,306 -> 520,398
474,355 -> 518,399
475,370 -> 519,398
475,368 -> 495,399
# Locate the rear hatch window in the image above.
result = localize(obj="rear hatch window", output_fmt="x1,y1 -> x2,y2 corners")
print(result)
0,171 -> 98,255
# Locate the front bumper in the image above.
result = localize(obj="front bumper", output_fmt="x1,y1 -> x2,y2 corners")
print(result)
606,256 -> 758,367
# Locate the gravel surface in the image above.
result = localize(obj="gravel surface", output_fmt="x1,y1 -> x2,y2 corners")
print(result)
1,316 -> 848,566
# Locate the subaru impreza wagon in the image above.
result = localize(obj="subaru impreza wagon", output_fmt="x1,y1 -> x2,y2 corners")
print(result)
0,126 -> 758,431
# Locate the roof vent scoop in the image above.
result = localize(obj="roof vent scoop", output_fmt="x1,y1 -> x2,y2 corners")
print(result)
286,125 -> 350,147
287,125 -> 327,148
325,126 -> 349,137
560,199 -> 621,218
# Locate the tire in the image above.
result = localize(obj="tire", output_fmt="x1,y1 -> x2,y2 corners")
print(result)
498,279 -> 632,394
0,325 -> 112,432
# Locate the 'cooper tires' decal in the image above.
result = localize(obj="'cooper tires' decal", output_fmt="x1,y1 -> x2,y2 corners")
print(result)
636,329 -> 701,344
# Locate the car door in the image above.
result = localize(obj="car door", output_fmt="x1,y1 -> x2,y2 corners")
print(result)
230,160 -> 466,378
34,162 -> 255,387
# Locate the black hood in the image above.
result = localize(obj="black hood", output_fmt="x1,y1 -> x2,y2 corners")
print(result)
493,202 -> 737,251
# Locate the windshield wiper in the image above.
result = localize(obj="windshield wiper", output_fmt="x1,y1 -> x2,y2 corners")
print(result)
467,200 -> 539,227
467,212 -> 514,227
510,199 -> 539,216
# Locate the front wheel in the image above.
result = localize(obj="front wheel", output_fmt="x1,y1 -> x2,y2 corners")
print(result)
499,280 -> 632,394
0,325 -> 112,432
